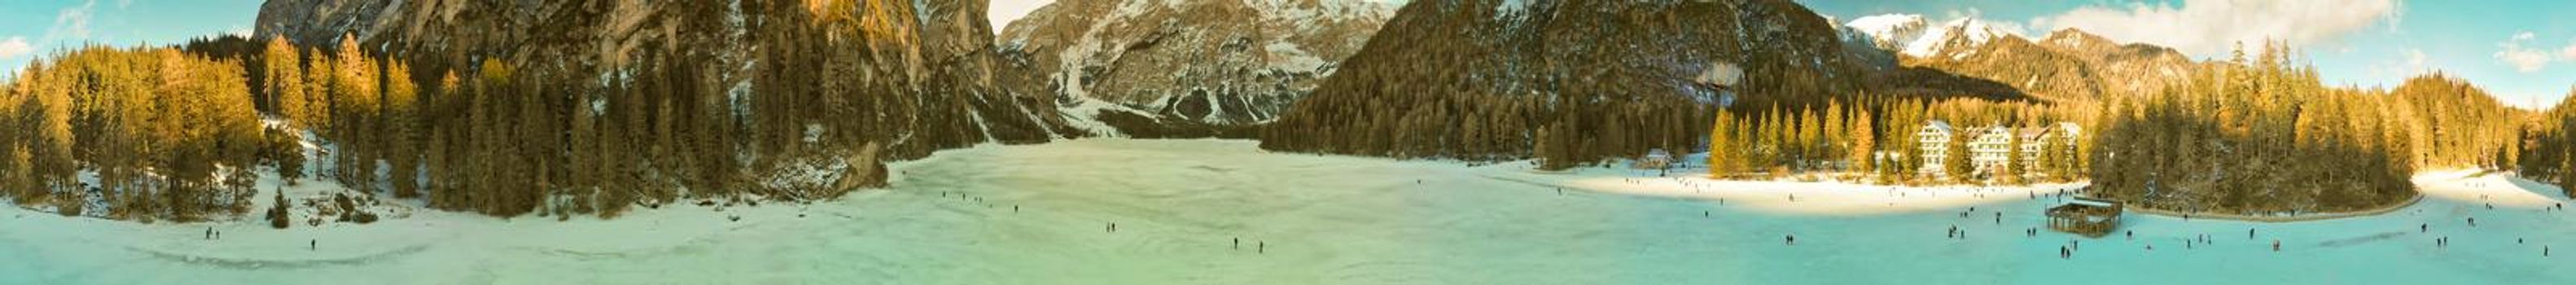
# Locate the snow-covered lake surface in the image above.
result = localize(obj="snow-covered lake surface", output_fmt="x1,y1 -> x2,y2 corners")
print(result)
4,139 -> 2574,284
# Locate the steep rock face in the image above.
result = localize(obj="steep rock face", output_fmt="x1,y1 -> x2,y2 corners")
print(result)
256,0 -> 1068,194
1262,0 -> 1873,163
997,0 -> 1392,138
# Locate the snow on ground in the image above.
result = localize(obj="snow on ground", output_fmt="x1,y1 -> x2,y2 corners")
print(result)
2414,169 -> 2569,208
3,139 -> 2574,283
1499,169 -> 2086,216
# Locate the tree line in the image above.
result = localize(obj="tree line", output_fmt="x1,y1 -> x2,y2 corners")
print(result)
2518,91 -> 2576,196
2,0 -> 1050,221
1706,95 -> 2088,186
1,46 -> 267,221
2087,43 -> 2466,215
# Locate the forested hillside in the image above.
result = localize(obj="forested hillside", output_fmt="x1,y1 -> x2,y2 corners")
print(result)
1259,0 -> 2038,169
2087,44 -> 2422,215
1,0 -> 1058,221
2519,93 -> 2576,196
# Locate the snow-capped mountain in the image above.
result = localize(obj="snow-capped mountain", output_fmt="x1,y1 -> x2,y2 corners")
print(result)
1904,18 -> 2018,59
1842,14 -> 1925,51
1838,15 -> 2022,60
1836,14 -> 2195,101
997,0 -> 1394,138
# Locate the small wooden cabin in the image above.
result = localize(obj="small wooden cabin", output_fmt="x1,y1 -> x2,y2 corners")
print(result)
2047,197 -> 2123,238
1631,149 -> 1673,170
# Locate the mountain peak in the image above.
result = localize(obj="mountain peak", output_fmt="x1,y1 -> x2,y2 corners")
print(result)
1842,14 -> 1928,50
2041,28 -> 2114,50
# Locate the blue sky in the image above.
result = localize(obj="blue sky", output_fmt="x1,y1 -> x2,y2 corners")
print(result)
1802,0 -> 2576,109
0,0 -> 261,81
8,1 -> 2569,108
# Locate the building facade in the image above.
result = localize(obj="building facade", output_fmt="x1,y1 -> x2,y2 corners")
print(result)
1914,121 -> 2082,179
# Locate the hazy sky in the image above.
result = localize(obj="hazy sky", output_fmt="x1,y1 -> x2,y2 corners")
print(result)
0,0 -> 261,81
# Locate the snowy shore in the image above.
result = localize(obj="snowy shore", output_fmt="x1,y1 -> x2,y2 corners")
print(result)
4,139 -> 2574,284
1487,169 -> 2088,217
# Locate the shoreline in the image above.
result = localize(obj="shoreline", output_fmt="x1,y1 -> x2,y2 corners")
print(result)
1493,167 -> 2089,216
2118,194 -> 2425,223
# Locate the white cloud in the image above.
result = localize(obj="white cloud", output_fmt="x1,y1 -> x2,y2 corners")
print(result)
2561,40 -> 2576,61
0,37 -> 33,59
44,0 -> 99,43
2496,31 -> 2553,72
2030,0 -> 2398,58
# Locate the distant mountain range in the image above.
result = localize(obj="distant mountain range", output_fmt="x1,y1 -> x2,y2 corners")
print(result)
1839,14 -> 2199,103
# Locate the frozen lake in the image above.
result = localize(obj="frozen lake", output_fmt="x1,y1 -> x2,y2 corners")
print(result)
3,138 -> 2573,284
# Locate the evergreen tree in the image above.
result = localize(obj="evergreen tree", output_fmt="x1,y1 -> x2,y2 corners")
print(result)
1849,107 -> 1876,173
328,33 -> 380,193
2000,130 -> 2026,186
1823,100 -> 1847,169
1796,107 -> 1822,170
383,59 -> 420,198
1708,110 -> 1736,178
262,37 -> 307,127
1944,129 -> 1974,184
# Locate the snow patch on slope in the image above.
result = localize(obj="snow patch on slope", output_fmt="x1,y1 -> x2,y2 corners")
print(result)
1253,0 -> 1393,32
1057,94 -> 1137,137
1493,0 -> 1532,20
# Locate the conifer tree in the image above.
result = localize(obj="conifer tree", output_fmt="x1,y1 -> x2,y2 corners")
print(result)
2000,131 -> 2026,186
1709,110 -> 1736,178
383,59 -> 420,198
1944,129 -> 1974,184
1797,107 -> 1822,169
1823,100 -> 1847,169
262,37 -> 307,127
1849,107 -> 1876,174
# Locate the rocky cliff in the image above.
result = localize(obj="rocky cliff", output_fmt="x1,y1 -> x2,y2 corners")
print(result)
997,0 -> 1392,138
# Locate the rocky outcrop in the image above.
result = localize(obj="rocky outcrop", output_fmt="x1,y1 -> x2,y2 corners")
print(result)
996,0 -> 1392,138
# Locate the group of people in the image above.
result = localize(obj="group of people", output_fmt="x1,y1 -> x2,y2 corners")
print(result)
2058,239 -> 2083,259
